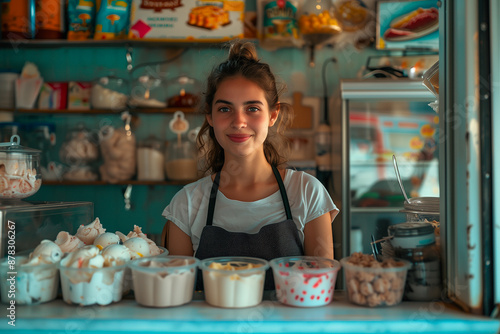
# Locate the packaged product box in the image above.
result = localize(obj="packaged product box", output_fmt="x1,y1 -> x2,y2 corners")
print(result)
128,0 -> 245,41
68,82 -> 92,110
38,82 -> 68,109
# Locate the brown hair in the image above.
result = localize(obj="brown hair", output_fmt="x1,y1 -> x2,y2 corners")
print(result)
197,40 -> 293,174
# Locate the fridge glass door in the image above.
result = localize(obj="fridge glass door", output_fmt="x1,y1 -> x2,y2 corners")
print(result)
341,79 -> 437,255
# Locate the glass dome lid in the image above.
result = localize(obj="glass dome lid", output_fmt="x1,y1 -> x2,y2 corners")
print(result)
0,135 -> 41,155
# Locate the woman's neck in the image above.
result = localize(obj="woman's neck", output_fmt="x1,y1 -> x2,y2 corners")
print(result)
217,156 -> 279,201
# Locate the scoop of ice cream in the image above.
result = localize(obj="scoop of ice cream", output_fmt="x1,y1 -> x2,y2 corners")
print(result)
75,217 -> 106,245
61,245 -> 101,268
25,240 -> 62,265
55,231 -> 84,253
121,225 -> 162,256
101,244 -> 132,265
123,237 -> 151,259
93,232 -> 120,250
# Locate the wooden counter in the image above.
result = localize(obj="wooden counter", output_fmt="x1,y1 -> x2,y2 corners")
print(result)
1,292 -> 498,334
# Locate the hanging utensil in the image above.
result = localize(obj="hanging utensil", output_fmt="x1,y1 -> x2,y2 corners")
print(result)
392,155 -> 411,204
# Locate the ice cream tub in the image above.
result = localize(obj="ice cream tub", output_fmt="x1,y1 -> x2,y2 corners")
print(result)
58,258 -> 127,306
200,256 -> 269,308
0,256 -> 59,305
270,256 -> 341,307
129,256 -> 199,308
341,253 -> 411,307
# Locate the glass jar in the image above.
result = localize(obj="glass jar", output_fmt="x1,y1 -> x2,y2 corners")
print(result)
59,124 -> 99,167
24,122 -> 57,179
0,135 -> 42,200
165,140 -> 197,181
91,75 -> 129,110
166,76 -> 200,108
137,135 -> 165,181
388,222 -> 442,301
129,74 -> 167,108
298,0 -> 342,45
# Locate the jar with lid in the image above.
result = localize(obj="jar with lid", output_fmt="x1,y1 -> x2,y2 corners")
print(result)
137,135 -> 165,181
0,135 -> 42,200
91,75 -> 129,110
388,222 -> 442,301
59,124 -> 99,181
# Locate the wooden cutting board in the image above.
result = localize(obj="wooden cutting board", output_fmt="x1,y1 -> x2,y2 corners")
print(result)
289,92 -> 313,129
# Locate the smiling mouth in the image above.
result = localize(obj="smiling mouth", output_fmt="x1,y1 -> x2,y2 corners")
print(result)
227,134 -> 251,143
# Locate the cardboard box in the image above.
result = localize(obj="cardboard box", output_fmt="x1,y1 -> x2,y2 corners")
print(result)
128,0 -> 245,41
68,82 -> 91,110
38,82 -> 68,109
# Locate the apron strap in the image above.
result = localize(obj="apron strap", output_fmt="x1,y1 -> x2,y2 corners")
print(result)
271,165 -> 293,220
206,171 -> 221,226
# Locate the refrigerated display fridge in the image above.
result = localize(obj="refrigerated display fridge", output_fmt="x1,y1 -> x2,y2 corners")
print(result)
340,78 -> 437,256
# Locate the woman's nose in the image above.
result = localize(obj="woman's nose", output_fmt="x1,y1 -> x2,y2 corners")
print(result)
231,111 -> 247,129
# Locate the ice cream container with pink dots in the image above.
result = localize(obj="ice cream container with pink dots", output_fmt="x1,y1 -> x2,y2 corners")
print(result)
270,256 -> 341,307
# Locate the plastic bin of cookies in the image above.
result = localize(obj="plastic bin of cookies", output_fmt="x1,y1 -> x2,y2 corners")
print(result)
200,256 -> 269,308
270,256 -> 341,307
341,252 -> 411,307
129,256 -> 199,308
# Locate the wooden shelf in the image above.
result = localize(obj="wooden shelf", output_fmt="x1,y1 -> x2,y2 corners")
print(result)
43,179 -> 194,186
0,38 -> 230,49
8,107 -> 197,115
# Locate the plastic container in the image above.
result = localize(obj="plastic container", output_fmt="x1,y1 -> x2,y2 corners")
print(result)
270,256 -> 341,307
388,222 -> 442,301
137,135 -> 165,181
0,135 -> 42,200
129,256 -> 199,307
0,256 -> 59,305
200,256 -> 269,308
341,254 -> 411,307
91,76 -> 129,110
165,141 -> 197,181
400,196 -> 440,223
58,260 -> 127,306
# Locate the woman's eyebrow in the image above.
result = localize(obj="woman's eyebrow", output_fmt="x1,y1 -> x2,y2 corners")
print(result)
214,100 -> 264,105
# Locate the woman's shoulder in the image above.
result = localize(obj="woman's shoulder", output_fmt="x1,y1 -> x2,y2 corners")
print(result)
173,174 -> 213,199
285,168 -> 323,186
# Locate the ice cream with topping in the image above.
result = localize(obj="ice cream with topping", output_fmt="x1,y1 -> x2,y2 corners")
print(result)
200,257 -> 268,308
117,225 -> 162,256
75,217 -> 106,245
270,256 -> 341,307
0,240 -> 61,305
130,256 -> 199,307
123,237 -> 151,259
94,232 -> 120,250
59,245 -> 127,306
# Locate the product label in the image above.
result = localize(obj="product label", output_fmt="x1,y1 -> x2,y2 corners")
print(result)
140,0 -> 183,13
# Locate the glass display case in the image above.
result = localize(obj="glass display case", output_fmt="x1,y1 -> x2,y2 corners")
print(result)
340,78 -> 437,255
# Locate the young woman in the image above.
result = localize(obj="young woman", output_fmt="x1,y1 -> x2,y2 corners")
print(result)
161,41 -> 338,289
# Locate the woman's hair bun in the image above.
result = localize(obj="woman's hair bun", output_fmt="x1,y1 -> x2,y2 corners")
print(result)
228,40 -> 258,62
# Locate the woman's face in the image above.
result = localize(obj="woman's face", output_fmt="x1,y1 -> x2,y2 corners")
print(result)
207,76 -> 278,160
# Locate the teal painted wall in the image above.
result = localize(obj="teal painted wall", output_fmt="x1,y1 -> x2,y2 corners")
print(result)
0,41 -> 382,236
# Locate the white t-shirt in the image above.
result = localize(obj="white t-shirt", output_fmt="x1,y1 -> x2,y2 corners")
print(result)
162,169 -> 338,252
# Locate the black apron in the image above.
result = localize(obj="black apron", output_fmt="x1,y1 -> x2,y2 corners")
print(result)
195,165 -> 304,290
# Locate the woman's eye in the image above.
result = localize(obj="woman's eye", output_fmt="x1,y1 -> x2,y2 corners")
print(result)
247,106 -> 260,112
218,106 -> 230,113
